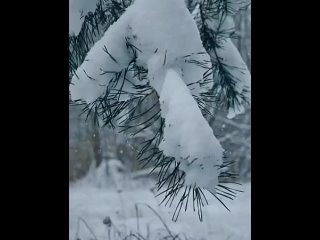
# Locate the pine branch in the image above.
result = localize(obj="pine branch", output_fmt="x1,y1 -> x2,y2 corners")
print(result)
69,0 -> 134,82
193,0 -> 251,112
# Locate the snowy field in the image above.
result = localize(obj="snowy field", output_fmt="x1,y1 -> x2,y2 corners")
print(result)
69,169 -> 250,240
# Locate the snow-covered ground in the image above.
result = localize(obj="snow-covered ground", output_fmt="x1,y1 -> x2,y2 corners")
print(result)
69,169 -> 250,240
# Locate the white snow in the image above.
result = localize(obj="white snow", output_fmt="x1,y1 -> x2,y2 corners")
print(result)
215,38 -> 251,119
70,0 -> 212,103
159,69 -> 223,192
69,0 -> 100,35
69,9 -> 133,103
69,172 -> 251,240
